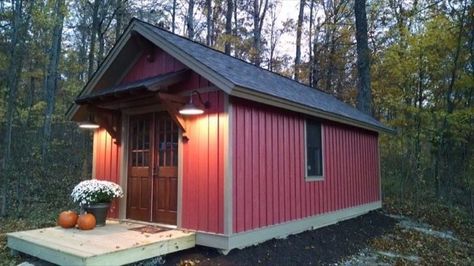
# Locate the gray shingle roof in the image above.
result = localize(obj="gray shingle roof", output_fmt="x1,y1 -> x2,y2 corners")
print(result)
139,21 -> 390,132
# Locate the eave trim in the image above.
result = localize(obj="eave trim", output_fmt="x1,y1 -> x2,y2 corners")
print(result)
231,86 -> 394,134
65,21 -> 139,120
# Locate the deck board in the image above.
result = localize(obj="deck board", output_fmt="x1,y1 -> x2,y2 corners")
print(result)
7,221 -> 195,266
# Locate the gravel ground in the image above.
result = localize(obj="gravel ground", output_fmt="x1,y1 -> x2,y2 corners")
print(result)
158,210 -> 396,266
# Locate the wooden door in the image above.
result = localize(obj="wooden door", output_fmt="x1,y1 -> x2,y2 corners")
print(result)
127,112 -> 178,225
127,114 -> 152,221
152,112 -> 178,224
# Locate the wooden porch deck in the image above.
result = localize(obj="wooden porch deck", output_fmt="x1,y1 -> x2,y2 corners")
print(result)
7,221 -> 195,266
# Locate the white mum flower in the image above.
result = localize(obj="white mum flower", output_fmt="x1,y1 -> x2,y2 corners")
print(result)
71,179 -> 124,205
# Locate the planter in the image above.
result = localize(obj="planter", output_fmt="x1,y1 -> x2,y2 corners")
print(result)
82,202 -> 110,226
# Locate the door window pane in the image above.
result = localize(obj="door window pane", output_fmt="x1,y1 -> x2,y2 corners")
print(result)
130,117 -> 150,167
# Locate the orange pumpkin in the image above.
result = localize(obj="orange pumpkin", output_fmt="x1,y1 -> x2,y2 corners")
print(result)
77,213 -> 96,230
58,210 -> 78,228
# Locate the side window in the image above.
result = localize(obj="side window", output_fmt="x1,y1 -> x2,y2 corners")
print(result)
305,119 -> 323,179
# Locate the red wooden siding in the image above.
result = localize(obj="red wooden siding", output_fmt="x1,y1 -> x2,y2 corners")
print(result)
121,47 -> 186,83
93,128 -> 121,218
116,45 -> 225,233
232,99 -> 380,233
120,46 -> 209,94
181,90 -> 226,234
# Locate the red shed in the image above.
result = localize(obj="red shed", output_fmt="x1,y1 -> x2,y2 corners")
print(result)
68,19 -> 392,252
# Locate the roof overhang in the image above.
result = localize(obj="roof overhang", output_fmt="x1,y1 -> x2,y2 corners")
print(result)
75,69 -> 190,105
72,69 -> 190,141
66,21 -> 151,121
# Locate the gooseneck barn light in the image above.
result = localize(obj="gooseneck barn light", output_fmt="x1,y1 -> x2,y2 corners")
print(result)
179,90 -> 210,115
78,114 -> 99,129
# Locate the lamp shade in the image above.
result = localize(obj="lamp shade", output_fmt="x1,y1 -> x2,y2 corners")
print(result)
179,102 -> 204,115
78,114 -> 99,129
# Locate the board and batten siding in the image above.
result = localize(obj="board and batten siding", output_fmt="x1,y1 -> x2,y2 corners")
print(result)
93,46 -> 225,233
232,99 -> 380,233
121,47 -> 186,83
181,91 -> 226,234
93,128 -> 121,218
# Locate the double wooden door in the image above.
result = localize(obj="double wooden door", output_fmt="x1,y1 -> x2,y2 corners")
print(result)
127,112 -> 178,225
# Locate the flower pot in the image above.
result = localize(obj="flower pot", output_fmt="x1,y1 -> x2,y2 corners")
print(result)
83,202 -> 110,226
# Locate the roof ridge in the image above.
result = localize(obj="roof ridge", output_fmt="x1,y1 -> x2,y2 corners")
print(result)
133,18 -> 335,97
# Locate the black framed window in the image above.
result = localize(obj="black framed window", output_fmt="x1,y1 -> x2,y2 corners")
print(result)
306,119 -> 323,178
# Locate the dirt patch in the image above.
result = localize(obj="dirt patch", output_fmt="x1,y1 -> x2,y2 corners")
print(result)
159,210 -> 396,266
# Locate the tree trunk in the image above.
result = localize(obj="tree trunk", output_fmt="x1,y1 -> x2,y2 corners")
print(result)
115,0 -> 123,41
438,2 -> 467,202
172,0 -> 177,33
42,0 -> 65,158
294,0 -> 305,81
98,30 -> 105,63
187,0 -> 195,39
97,2 -> 109,64
233,0 -> 238,34
224,0 -> 233,54
324,29 -> 336,93
1,0 -> 29,217
206,0 -> 212,46
308,0 -> 314,86
413,52 -> 424,207
471,188 -> 474,219
311,37 -> 320,89
252,0 -> 261,66
26,64 -> 37,126
78,11 -> 88,82
354,0 -> 373,115
88,0 -> 101,79
268,10 -> 276,71
251,0 -> 268,66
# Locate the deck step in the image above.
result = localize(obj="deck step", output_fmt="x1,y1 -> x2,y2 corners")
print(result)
7,221 -> 195,266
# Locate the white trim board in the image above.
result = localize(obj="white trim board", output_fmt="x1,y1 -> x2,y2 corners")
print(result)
223,94 -> 233,235
177,127 -> 184,228
91,131 -> 97,179
196,201 -> 381,252
118,114 -> 129,220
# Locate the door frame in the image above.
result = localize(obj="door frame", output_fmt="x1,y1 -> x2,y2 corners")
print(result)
118,105 -> 183,227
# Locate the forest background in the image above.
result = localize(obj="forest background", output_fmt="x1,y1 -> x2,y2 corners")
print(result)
0,0 -> 472,233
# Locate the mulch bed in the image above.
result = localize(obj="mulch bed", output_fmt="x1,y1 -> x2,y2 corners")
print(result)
162,210 -> 396,265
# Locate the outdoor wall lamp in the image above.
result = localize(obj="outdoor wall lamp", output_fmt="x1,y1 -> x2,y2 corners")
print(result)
78,113 -> 99,129
179,90 -> 210,115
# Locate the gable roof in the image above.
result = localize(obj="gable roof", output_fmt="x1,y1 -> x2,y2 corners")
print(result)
70,19 -> 392,134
